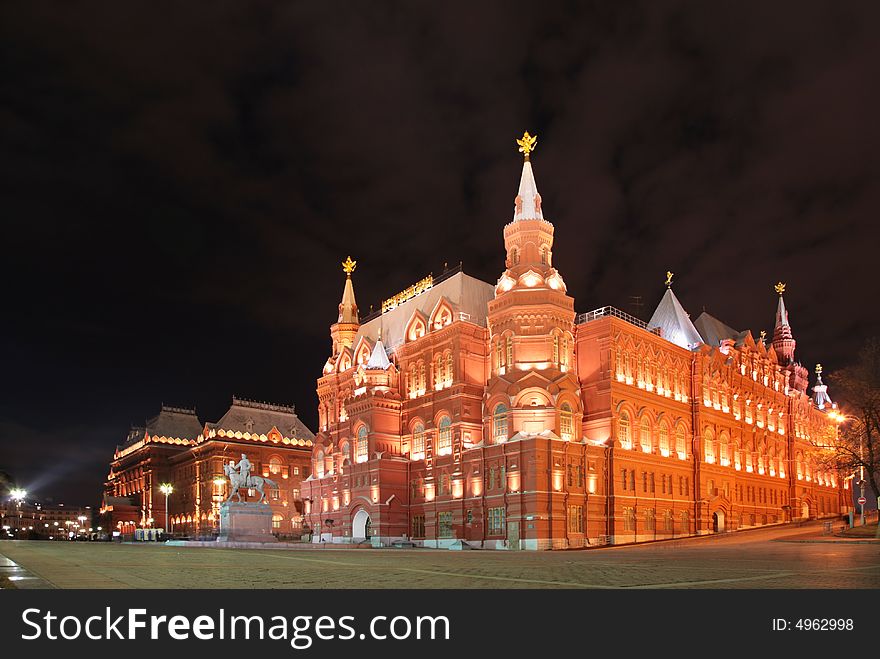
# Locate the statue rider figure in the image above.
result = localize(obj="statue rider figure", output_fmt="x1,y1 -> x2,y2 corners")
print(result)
234,453 -> 253,489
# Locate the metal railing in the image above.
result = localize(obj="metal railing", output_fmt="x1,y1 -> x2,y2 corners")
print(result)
576,306 -> 658,334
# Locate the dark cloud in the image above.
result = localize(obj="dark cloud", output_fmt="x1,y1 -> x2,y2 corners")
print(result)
1,1 -> 878,503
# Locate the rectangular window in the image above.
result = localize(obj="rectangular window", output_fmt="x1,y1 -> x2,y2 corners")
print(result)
650,473 -> 655,493
642,471 -> 648,493
411,515 -> 425,538
438,512 -> 453,538
567,505 -> 584,533
488,507 -> 505,535
645,509 -> 655,531
624,507 -> 635,531
621,468 -> 628,490
568,464 -> 573,487
630,470 -> 635,491
577,466 -> 584,488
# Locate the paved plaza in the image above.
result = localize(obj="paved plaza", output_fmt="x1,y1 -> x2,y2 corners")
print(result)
1,523 -> 878,589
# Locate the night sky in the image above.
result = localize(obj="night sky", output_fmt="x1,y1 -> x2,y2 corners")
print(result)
2,2 -> 878,505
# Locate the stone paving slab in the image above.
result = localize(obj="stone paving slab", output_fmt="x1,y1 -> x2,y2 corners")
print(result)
1,524 -> 877,590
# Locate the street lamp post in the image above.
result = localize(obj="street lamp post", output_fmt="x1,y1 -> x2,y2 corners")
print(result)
159,483 -> 173,537
10,489 -> 26,532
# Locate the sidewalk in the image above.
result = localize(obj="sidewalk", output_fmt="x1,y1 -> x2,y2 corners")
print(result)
773,522 -> 880,545
0,554 -> 53,589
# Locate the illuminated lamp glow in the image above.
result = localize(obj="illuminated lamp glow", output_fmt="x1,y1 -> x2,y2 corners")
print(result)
471,478 -> 483,497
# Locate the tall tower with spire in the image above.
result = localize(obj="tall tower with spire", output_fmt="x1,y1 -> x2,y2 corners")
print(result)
771,282 -> 796,366
485,132 -> 580,439
770,282 -> 808,392
330,256 -> 360,356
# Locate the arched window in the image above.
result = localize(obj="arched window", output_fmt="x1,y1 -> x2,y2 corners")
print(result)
445,351 -> 453,385
659,423 -> 669,455
720,432 -> 730,466
559,402 -> 573,440
412,423 -> 425,457
540,246 -> 548,265
340,440 -> 350,462
356,426 -> 369,463
269,455 -> 283,475
434,354 -> 443,389
493,404 -> 508,443
505,336 -> 513,366
315,450 -> 325,478
553,335 -> 560,365
618,412 -> 631,449
437,416 -> 452,455
675,425 -> 686,458
510,247 -> 519,265
418,361 -> 426,392
703,428 -> 715,463
640,417 -> 651,453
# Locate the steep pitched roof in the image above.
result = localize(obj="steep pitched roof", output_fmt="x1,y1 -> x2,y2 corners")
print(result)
694,312 -> 750,347
366,337 -> 392,369
647,289 -> 703,350
354,271 -> 495,352
211,397 -> 315,440
144,406 -> 203,441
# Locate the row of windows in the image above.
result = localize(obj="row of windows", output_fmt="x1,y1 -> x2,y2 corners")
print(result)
405,352 -> 455,398
620,469 -> 689,496
615,349 -> 688,401
618,412 -> 687,457
622,508 -> 689,533
493,333 -> 572,373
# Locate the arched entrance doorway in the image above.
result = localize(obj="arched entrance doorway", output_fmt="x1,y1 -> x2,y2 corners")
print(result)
712,510 -> 725,533
801,501 -> 810,519
352,509 -> 372,540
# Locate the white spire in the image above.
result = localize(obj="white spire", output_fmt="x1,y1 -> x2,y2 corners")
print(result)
513,160 -> 543,221
812,365 -> 833,410
366,337 -> 391,370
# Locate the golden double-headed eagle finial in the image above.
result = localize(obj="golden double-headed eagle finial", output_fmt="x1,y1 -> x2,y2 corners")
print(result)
816,363 -> 823,375
665,271 -> 674,288
759,330 -> 767,342
516,131 -> 538,160
342,256 -> 357,275
774,281 -> 786,296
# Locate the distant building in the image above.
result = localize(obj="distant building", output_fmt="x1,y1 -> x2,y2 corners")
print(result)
1,501 -> 93,539
301,134 -> 845,549
102,398 -> 315,537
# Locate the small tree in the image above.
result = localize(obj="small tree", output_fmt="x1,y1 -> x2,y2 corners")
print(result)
827,338 -> 880,506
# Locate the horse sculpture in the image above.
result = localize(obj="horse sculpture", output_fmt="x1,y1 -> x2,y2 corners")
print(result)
223,462 -> 279,503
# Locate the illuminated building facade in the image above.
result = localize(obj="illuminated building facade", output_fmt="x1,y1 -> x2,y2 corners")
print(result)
103,398 -> 315,537
302,133 -> 845,549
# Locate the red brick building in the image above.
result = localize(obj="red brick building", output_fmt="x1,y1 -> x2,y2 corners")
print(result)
103,398 -> 315,538
302,135 -> 846,549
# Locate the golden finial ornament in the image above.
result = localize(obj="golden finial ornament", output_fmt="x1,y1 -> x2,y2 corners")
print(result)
759,330 -> 766,342
342,256 -> 357,276
816,363 -> 823,375
516,131 -> 538,160
774,281 -> 786,296
665,271 -> 674,288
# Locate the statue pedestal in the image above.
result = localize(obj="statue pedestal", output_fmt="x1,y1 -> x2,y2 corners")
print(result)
218,502 -> 277,543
